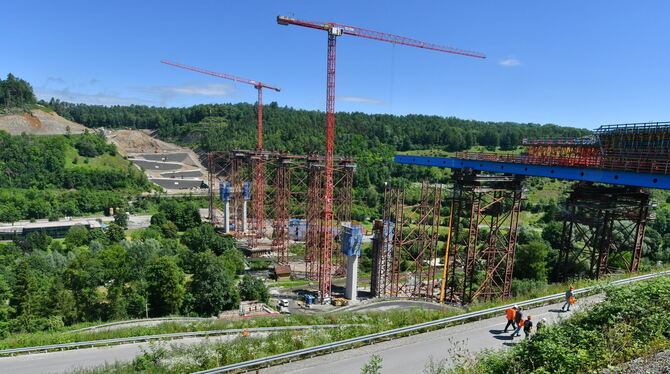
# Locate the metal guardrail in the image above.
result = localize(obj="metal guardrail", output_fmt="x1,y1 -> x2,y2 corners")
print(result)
0,324 -> 365,356
193,270 -> 670,374
71,317 -> 213,333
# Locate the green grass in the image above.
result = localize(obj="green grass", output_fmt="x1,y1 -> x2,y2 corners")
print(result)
64,146 -> 131,171
266,280 -> 313,288
0,309 -> 453,354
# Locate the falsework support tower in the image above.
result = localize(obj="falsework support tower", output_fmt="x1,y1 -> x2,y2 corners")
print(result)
557,182 -> 653,280
442,170 -> 524,303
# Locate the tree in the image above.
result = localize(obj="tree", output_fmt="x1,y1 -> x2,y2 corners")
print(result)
10,260 -> 38,323
0,273 -> 13,336
146,257 -> 186,316
114,209 -> 128,229
26,231 -> 52,251
542,221 -> 563,251
514,241 -> 549,281
0,73 -> 36,108
238,274 -> 269,303
161,221 -> 179,239
64,225 -> 89,248
181,223 -> 236,255
189,251 -> 239,316
150,212 -> 168,226
106,223 -> 125,243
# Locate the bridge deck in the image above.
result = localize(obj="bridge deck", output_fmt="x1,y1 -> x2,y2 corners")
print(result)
394,155 -> 670,190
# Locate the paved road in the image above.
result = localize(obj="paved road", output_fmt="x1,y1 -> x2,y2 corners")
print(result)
260,296 -> 601,374
0,333 -> 266,374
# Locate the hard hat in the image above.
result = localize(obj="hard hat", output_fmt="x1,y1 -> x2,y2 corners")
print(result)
513,304 -> 519,309
528,315 -> 532,319
542,318 -> 547,322
569,285 -> 575,290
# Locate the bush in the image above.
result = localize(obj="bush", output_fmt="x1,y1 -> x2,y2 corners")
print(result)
461,276 -> 670,373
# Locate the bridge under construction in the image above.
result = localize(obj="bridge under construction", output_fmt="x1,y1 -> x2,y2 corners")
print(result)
386,121 -> 668,303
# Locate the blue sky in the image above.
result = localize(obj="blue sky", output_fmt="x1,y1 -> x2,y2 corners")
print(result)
2,1 -> 669,129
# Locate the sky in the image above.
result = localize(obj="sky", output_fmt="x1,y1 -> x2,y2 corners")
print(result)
2,1 -> 669,130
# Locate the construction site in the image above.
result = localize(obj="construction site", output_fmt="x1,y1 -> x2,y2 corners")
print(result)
157,16 -> 670,307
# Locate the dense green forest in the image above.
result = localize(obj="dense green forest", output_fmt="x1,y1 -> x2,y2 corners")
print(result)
0,199 -> 263,336
0,130 -> 152,222
0,73 -> 36,110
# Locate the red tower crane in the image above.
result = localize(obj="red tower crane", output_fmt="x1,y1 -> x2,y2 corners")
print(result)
161,60 -> 280,239
160,60 -> 280,149
277,16 -> 485,300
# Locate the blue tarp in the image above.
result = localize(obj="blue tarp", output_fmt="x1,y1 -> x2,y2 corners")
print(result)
219,182 -> 231,201
340,223 -> 363,257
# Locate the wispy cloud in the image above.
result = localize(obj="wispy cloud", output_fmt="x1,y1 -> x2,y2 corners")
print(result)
138,83 -> 236,97
499,58 -> 521,67
337,96 -> 384,105
136,82 -> 237,105
36,88 -> 153,106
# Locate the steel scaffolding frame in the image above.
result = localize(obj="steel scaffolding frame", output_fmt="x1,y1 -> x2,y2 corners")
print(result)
272,154 -> 309,264
377,182 -> 442,298
332,162 -> 356,276
557,182 -> 653,280
207,150 -> 250,232
304,157 -> 356,282
444,171 -> 524,303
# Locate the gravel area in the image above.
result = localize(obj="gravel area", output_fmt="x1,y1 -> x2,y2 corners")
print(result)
601,349 -> 670,374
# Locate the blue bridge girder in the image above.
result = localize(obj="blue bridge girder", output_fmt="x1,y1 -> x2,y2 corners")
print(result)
394,155 -> 670,190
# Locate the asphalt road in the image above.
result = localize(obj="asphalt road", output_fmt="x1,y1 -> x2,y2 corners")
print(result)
0,333 -> 266,374
260,295 -> 602,374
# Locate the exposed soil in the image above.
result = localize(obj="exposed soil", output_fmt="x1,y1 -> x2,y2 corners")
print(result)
0,109 -> 88,135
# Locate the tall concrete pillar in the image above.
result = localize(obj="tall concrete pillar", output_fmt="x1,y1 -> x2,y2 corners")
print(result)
345,255 -> 359,301
223,201 -> 230,233
242,200 -> 248,232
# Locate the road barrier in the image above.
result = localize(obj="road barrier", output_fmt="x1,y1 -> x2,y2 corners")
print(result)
71,317 -> 213,333
193,270 -> 670,373
0,324 -> 365,356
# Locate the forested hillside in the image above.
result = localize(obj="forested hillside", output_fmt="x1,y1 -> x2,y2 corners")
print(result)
45,100 -> 591,190
0,130 -> 152,222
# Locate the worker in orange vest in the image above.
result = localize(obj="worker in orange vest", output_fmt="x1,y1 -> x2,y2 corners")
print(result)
511,306 -> 524,337
562,286 -> 575,311
503,305 -> 518,333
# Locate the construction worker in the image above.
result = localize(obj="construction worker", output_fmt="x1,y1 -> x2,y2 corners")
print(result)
511,306 -> 524,337
503,305 -> 518,333
537,318 -> 547,332
523,315 -> 533,339
562,286 -> 575,311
